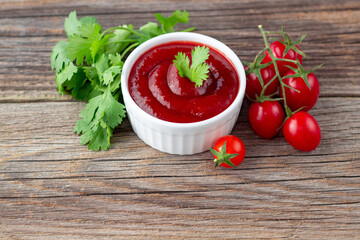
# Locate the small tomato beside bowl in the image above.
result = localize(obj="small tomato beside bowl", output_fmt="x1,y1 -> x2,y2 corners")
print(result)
210,135 -> 246,168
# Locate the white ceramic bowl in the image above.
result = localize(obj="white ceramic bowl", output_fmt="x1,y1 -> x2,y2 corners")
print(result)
121,32 -> 246,155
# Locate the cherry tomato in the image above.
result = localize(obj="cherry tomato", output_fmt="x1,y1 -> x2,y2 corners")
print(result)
248,101 -> 285,139
280,70 -> 320,112
283,112 -> 321,151
245,65 -> 278,100
210,135 -> 246,168
262,41 -> 303,77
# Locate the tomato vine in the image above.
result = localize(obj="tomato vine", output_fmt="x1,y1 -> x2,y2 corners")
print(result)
244,25 -> 323,151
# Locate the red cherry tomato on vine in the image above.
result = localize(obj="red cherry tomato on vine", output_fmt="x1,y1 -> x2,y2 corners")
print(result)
245,65 -> 278,100
262,41 -> 303,76
283,111 -> 321,151
210,135 -> 246,168
248,101 -> 285,139
280,70 -> 320,112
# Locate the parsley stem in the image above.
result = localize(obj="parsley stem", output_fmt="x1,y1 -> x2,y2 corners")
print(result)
181,27 -> 197,32
101,27 -> 119,37
110,39 -> 139,43
113,88 -> 122,101
119,27 -> 146,38
101,27 -> 146,38
121,42 -> 140,58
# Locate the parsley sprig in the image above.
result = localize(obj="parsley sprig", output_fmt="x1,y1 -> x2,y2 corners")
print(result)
51,10 -> 194,151
173,46 -> 210,87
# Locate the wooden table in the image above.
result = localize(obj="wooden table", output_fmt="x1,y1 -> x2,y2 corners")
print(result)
1,0 -> 359,239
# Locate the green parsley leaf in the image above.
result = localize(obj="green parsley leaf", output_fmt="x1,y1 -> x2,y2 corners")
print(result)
103,66 -> 122,85
95,53 -> 109,80
50,40 -> 70,73
52,10 -> 195,151
173,52 -> 190,78
173,46 -> 210,87
90,89 -> 126,130
109,75 -> 122,93
66,21 -> 103,65
55,64 -> 94,101
134,10 -> 193,45
105,25 -> 133,54
93,35 -> 110,61
139,22 -> 156,33
64,11 -> 82,37
55,62 -> 78,94
155,10 -> 189,33
191,46 -> 210,68
64,11 -> 98,37
78,23 -> 102,39
63,68 -> 92,101
66,34 -> 93,65
74,88 -> 126,151
80,16 -> 99,26
139,22 -> 162,36
108,53 -> 123,66
94,53 -> 123,85
74,117 -> 112,151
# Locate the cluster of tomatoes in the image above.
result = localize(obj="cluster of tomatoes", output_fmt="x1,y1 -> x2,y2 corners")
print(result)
210,27 -> 322,169
245,27 -> 321,152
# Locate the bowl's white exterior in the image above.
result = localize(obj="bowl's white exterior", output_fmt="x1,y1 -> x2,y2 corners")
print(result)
121,32 -> 246,155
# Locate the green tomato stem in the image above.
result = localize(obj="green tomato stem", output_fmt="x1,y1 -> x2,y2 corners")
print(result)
251,48 -> 267,69
258,25 -> 290,117
259,75 -> 277,99
276,58 -> 298,64
264,31 -> 284,35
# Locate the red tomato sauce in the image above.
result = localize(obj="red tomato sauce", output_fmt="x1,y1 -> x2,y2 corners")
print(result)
128,41 -> 239,123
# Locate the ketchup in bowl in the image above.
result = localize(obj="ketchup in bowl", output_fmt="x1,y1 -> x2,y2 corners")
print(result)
128,41 -> 239,123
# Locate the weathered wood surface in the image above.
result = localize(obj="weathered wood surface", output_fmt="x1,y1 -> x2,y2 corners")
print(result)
1,0 -> 360,239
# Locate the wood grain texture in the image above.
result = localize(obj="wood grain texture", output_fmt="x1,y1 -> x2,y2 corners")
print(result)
1,98 -> 360,239
0,0 -> 360,102
1,0 -> 360,239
